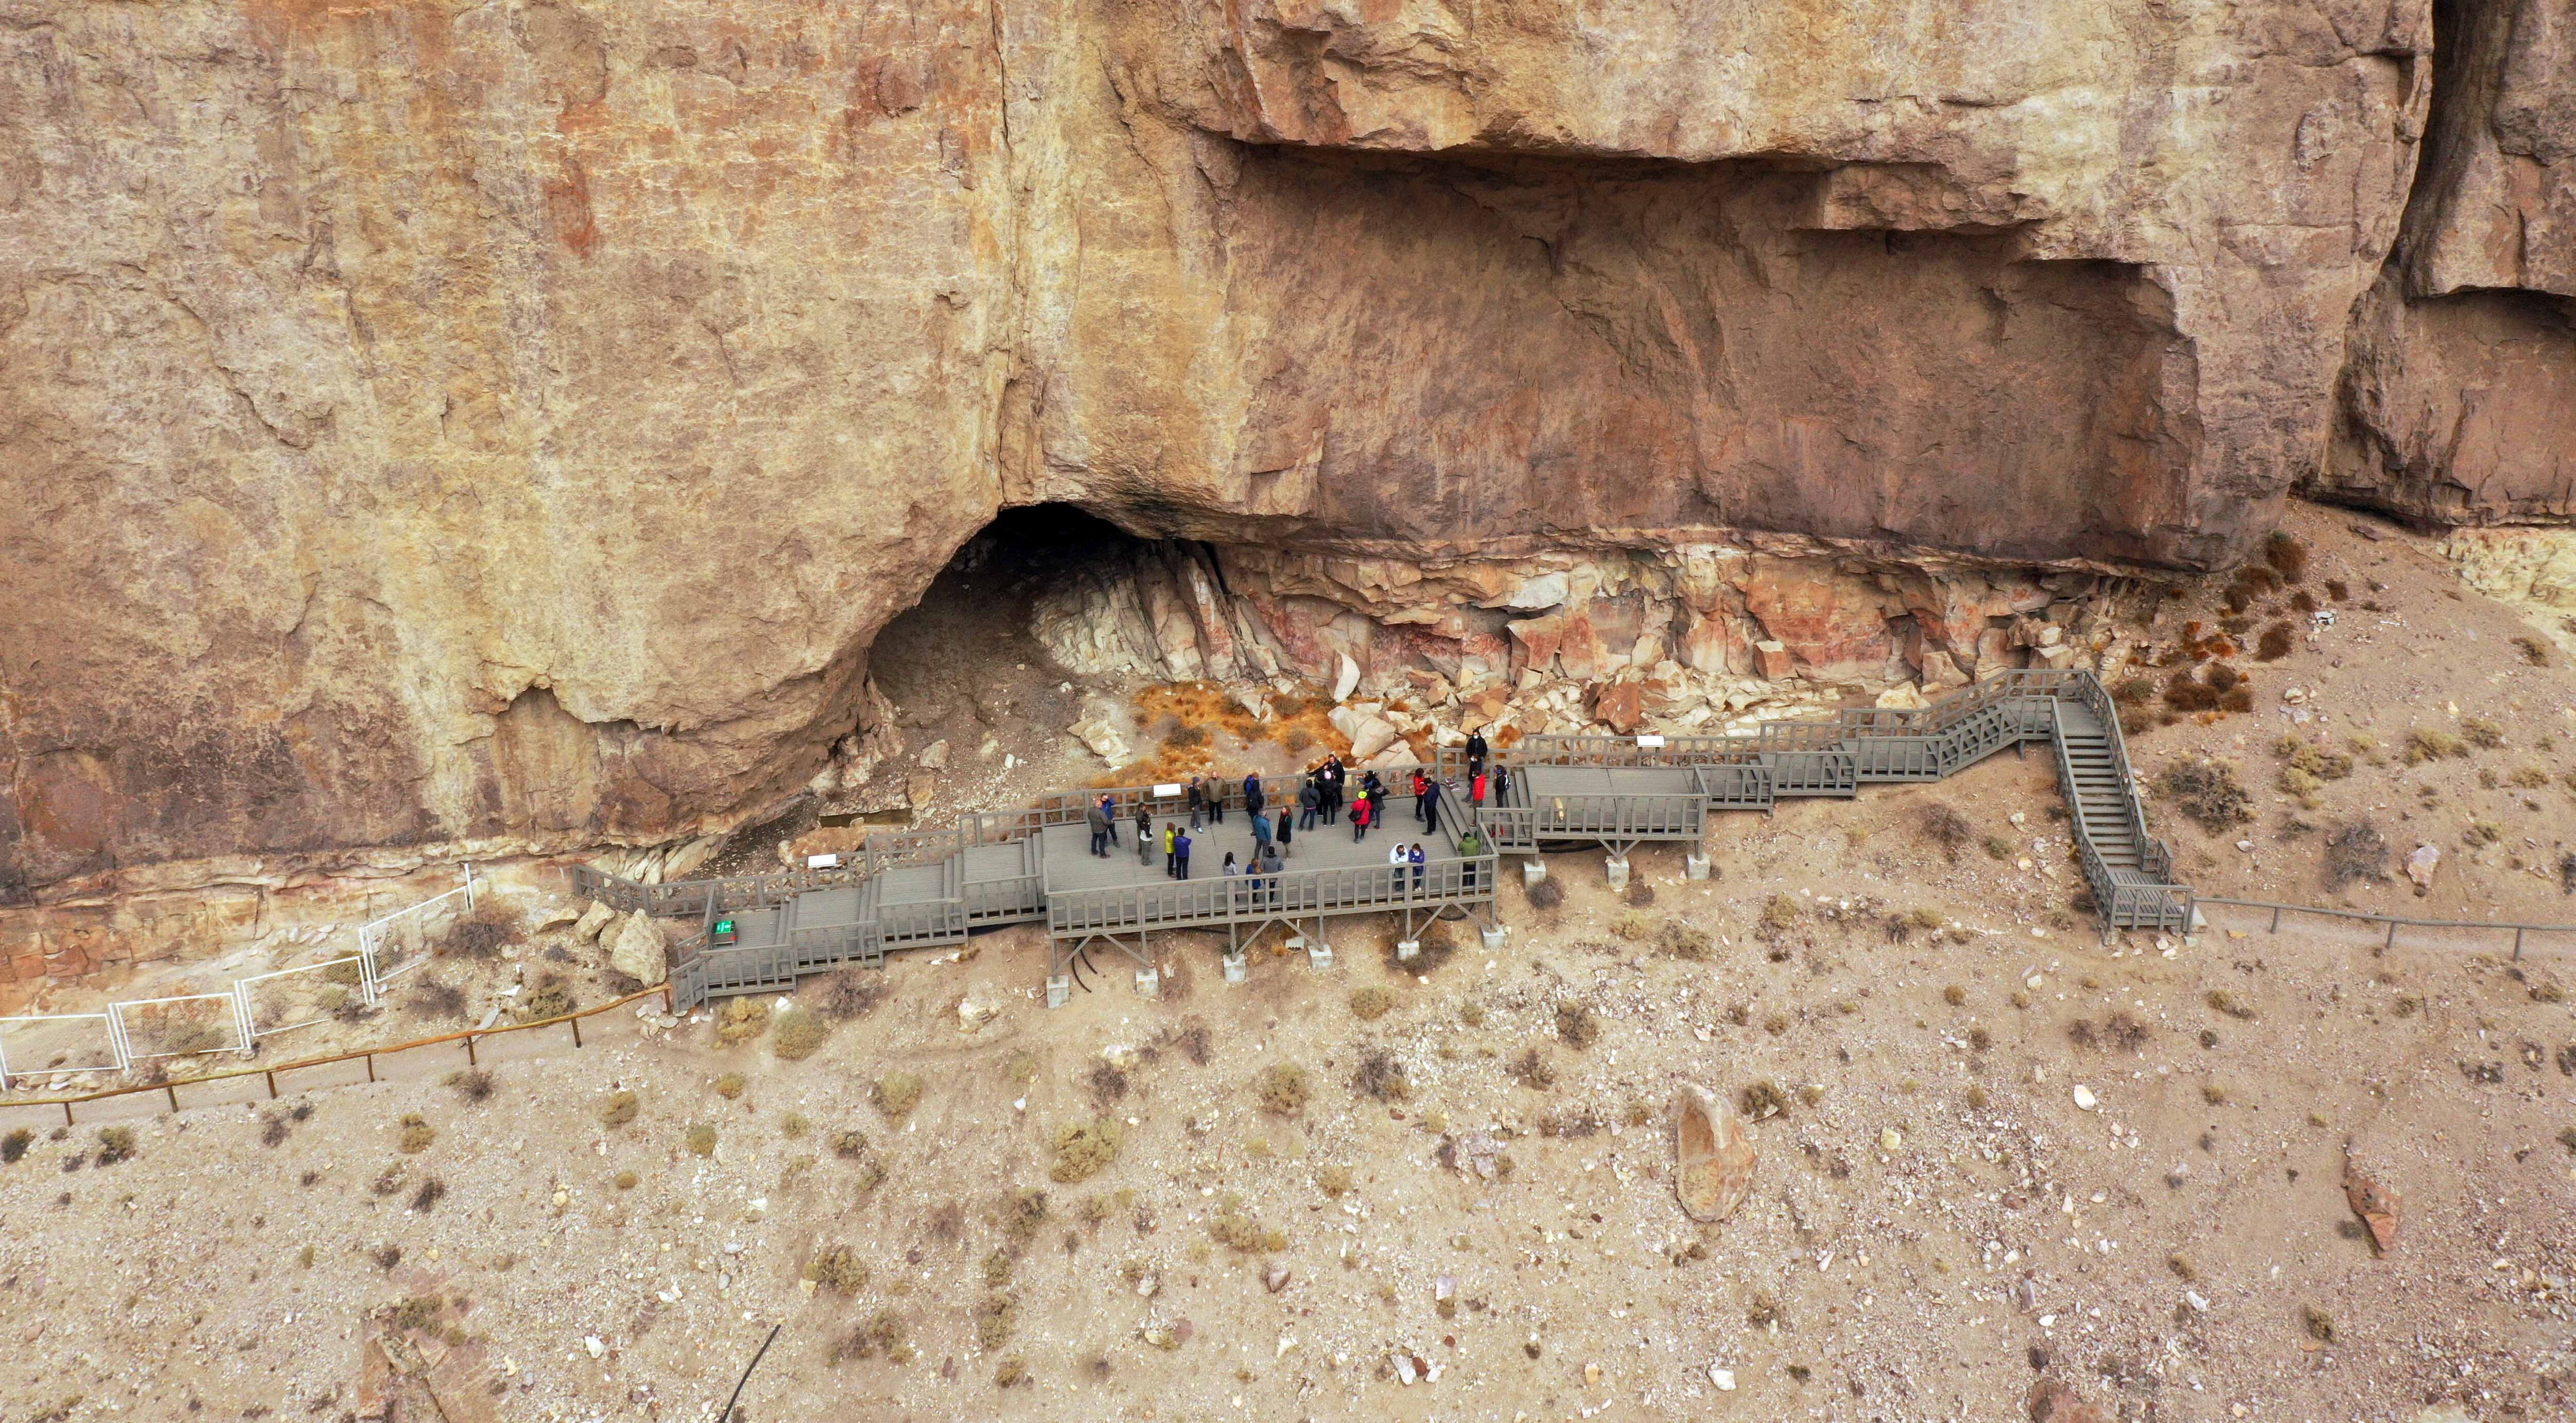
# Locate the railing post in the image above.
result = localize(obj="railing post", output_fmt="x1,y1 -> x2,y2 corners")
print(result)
2383,920 -> 2397,953
2512,927 -> 2523,962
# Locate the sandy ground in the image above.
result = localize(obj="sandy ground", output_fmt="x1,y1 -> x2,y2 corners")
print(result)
0,506 -> 2572,1422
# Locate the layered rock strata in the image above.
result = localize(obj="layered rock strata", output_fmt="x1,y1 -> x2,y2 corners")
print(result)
0,0 -> 2501,901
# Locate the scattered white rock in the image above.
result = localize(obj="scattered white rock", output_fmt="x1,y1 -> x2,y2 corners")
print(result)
571,899 -> 617,945
1709,1365 -> 1737,1391
916,739 -> 950,769
2072,1084 -> 2099,1111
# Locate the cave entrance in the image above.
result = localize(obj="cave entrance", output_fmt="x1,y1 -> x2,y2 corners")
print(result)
868,501 -> 1155,718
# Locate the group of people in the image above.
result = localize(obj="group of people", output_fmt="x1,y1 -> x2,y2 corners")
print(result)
1075,727 -> 1507,888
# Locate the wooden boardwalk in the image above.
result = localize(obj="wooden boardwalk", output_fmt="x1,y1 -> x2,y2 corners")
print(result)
576,668 -> 2193,1009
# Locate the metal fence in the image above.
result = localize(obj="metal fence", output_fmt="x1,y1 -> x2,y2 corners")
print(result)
0,986 -> 670,1128
359,865 -> 478,987
0,868 -> 478,1088
2195,897 -> 2574,961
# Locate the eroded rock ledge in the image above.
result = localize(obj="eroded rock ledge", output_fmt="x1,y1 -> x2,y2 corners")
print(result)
1,0 -> 2556,904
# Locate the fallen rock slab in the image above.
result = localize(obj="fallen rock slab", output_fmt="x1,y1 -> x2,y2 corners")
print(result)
1673,1085 -> 1758,1223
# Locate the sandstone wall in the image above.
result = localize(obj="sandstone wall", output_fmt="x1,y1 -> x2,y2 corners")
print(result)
2319,0 -> 2576,523
0,0 -> 2520,902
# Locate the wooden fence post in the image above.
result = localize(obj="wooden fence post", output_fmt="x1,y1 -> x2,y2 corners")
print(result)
365,1053 -> 376,1084
466,1034 -> 477,1067
166,1085 -> 179,1112
266,1070 -> 278,1099
570,1016 -> 583,1049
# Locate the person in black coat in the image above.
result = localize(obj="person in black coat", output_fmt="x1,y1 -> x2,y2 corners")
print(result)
1464,729 -> 1489,778
1243,772 -> 1264,818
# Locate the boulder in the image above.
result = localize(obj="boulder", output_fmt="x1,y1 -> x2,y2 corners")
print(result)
1753,640 -> 1795,680
916,739 -> 950,769
607,912 -> 669,986
2404,843 -> 2441,896
1672,1085 -> 1758,1223
1348,716 -> 1403,761
571,899 -> 618,945
1070,717 -> 1132,766
1591,680 -> 1645,735
1333,652 -> 1362,702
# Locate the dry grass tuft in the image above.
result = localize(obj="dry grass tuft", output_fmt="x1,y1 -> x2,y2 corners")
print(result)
396,1115 -> 436,1154
715,997 -> 771,1047
1254,1063 -> 1310,1116
772,1007 -> 831,1061
875,1071 -> 923,1121
2157,760 -> 2252,831
598,1090 -> 640,1128
807,1243 -> 870,1295
1049,1120 -> 1123,1183
809,969 -> 889,1022
1349,986 -> 1396,1021
445,1069 -> 496,1103
1353,1047 -> 1411,1102
1554,1002 -> 1600,1049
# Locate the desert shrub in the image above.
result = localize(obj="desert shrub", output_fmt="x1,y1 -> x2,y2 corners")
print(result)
830,1128 -> 870,1159
1000,1187 -> 1050,1250
685,1123 -> 718,1156
2156,760 -> 2251,831
408,982 -> 469,1020
2512,636 -> 2551,667
2280,765 -> 2321,807
2275,738 -> 2353,780
2264,532 -> 2309,581
2205,989 -> 2256,1021
396,1114 -> 436,1154
713,1072 -> 747,1100
2290,589 -> 2319,614
2462,716 -> 2506,749
1,1128 -> 31,1165
2255,622 -> 2294,661
1739,1079 -> 1791,1120
2162,669 -> 2222,712
436,904 -> 518,960
1981,833 -> 2014,861
779,1111 -> 809,1139
1554,1002 -> 1600,1049
93,1126 -> 138,1167
1083,1059 -> 1130,1110
1352,1047 -> 1411,1102
2109,676 -> 2157,707
2206,663 -> 2243,692
809,969 -> 889,1022
517,972 -> 574,1022
2463,820 -> 2504,848
973,1292 -> 1019,1350
614,1171 -> 639,1190
875,1071 -> 923,1121
2219,683 -> 2255,713
2324,823 -> 2389,890
1349,987 -> 1396,1021
807,1244 -> 870,1295
2404,728 -> 2469,763
1611,911 -> 1650,941
410,1177 -> 446,1211
1208,1203 -> 1286,1254
1049,1120 -> 1123,1183
1757,894 -> 1800,938
1920,803 -> 1975,862
715,997 -> 771,1046
1941,984 -> 1967,1007
832,1309 -> 911,1365
599,1090 -> 640,1128
1317,1163 -> 1356,1196
1525,877 -> 1564,910
1653,920 -> 1713,960
2510,765 -> 2553,788
445,1069 -> 496,1103
2559,851 -> 2576,895
1254,1064 -> 1309,1116
1506,1044 -> 1557,1089
772,1007 -> 830,1061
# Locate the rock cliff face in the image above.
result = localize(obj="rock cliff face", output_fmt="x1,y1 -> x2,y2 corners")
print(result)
0,0 -> 2555,900
2319,0 -> 2576,523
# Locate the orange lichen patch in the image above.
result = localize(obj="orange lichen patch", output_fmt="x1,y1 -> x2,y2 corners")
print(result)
1128,681 -> 1353,765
